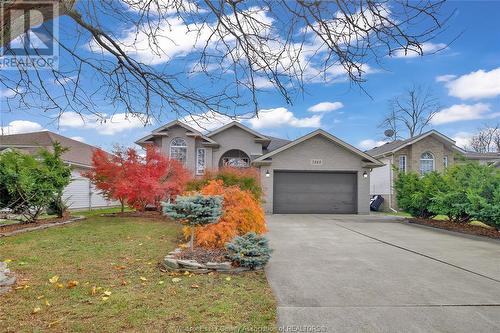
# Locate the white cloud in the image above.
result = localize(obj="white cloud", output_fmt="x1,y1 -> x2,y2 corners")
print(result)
0,89 -> 17,98
435,74 -> 457,83
253,77 -> 274,89
180,111 -> 236,132
358,139 -> 388,150
308,102 -> 344,113
391,42 -> 447,58
1,120 -> 43,135
247,107 -> 321,129
431,103 -> 498,125
445,67 -> 500,100
70,136 -> 85,142
58,111 -> 145,135
452,132 -> 472,149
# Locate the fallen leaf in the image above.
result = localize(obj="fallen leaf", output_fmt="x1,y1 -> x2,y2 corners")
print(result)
113,265 -> 127,270
32,307 -> 41,314
4,259 -> 12,263
183,271 -> 190,276
158,281 -> 164,285
56,283 -> 64,289
225,277 -> 231,281
191,284 -> 199,289
48,318 -> 63,328
103,290 -> 112,296
139,276 -> 147,281
45,300 -> 51,306
171,278 -> 182,283
49,275 -> 59,284
91,286 -> 97,295
36,295 -> 45,300
67,280 -> 79,289
121,280 -> 128,286
101,296 -> 109,301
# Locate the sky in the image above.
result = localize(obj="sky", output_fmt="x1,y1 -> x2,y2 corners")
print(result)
1,1 -> 500,152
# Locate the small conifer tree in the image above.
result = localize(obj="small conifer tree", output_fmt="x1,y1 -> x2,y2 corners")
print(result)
163,195 -> 223,249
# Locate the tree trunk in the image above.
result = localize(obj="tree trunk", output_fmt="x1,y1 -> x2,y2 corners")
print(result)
190,227 -> 195,250
120,200 -> 124,213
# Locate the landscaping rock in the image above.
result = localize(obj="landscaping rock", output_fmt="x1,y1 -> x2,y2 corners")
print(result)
206,262 -> 232,270
177,259 -> 206,269
0,262 -> 16,294
163,258 -> 179,269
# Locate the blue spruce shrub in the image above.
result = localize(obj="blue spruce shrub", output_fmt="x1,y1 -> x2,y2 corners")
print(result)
225,232 -> 272,269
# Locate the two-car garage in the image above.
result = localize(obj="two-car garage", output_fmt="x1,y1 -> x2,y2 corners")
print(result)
254,130 -> 383,215
273,171 -> 357,214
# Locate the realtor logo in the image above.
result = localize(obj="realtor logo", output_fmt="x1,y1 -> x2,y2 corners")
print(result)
0,1 -> 59,69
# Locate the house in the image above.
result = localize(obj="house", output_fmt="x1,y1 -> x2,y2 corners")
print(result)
367,130 -> 465,211
135,120 -> 383,214
463,151 -> 500,167
0,131 -> 116,210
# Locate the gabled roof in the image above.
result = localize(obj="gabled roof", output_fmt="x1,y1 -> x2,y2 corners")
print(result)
0,131 -> 105,167
366,130 -> 465,157
207,121 -> 270,142
253,129 -> 384,166
135,120 -> 217,145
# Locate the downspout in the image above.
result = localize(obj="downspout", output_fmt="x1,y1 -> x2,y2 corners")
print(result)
388,154 -> 398,213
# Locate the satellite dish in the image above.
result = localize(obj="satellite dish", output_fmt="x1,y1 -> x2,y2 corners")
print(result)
384,129 -> 395,138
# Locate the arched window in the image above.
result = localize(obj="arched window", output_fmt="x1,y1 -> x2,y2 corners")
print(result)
170,137 -> 187,164
420,152 -> 434,175
219,149 -> 250,168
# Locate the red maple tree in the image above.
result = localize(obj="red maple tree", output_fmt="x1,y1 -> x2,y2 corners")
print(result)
84,145 -> 190,212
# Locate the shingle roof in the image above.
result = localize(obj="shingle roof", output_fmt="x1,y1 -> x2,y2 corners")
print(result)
0,131 -> 104,167
365,140 -> 405,156
265,136 -> 291,153
463,151 -> 500,159
365,130 -> 461,157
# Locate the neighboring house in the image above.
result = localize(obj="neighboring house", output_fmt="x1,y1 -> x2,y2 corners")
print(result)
0,131 -> 116,210
463,151 -> 500,167
366,129 -> 500,212
136,120 -> 383,214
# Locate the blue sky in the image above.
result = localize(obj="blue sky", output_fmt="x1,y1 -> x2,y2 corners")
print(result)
1,1 -> 500,152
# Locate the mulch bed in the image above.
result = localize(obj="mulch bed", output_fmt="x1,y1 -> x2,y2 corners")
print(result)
0,216 -> 73,234
408,218 -> 500,240
174,248 -> 229,264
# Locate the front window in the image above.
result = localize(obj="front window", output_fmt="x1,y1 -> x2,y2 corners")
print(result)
219,149 -> 250,168
444,155 -> 448,168
170,137 -> 187,164
398,155 -> 407,173
420,152 -> 434,175
196,148 -> 206,175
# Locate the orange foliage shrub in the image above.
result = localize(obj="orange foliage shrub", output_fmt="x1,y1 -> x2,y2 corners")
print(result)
184,180 -> 267,248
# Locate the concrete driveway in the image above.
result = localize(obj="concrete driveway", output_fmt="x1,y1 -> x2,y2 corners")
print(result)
265,214 -> 500,332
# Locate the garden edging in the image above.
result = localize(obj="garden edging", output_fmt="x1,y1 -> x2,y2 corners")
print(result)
160,248 -> 261,274
0,216 -> 86,237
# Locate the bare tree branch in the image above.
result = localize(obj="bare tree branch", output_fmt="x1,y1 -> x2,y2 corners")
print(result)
1,0 -> 455,125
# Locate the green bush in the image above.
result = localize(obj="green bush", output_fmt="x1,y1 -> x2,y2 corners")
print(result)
0,143 -> 72,222
395,162 -> 500,228
225,232 -> 272,269
187,167 -> 262,200
429,163 -> 497,223
394,171 -> 445,219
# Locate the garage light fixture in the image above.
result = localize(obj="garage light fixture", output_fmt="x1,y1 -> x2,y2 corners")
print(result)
363,171 -> 368,178
265,170 -> 270,177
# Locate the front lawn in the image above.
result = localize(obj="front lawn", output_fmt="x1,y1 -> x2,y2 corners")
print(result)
0,214 -> 276,332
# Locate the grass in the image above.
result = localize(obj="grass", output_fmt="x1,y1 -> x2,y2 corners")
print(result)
0,213 -> 276,332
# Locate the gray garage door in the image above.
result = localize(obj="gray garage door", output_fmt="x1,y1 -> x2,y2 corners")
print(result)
273,171 -> 357,214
